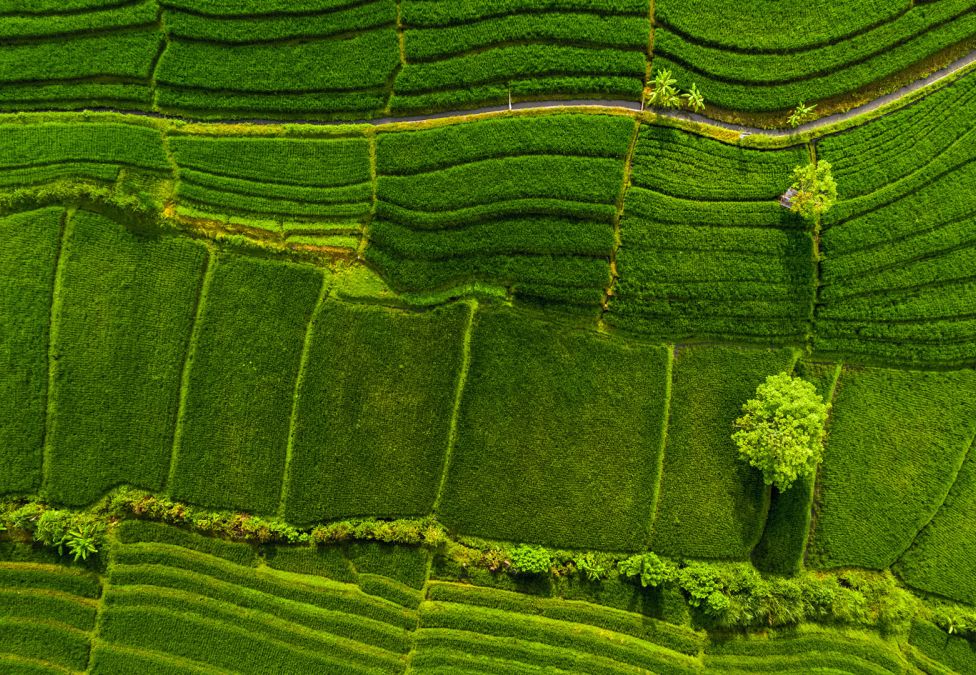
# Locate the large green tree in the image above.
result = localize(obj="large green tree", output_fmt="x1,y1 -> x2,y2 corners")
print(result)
732,373 -> 830,491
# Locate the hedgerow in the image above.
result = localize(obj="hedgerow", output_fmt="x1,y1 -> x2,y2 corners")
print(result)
809,367 -> 976,570
438,307 -> 669,550
284,300 -> 469,524
169,253 -> 323,515
0,209 -> 62,495
651,345 -> 797,559
45,210 -> 208,506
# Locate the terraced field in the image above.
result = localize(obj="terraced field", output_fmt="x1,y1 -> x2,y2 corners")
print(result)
3,0 -> 974,122
2,3 -> 976,674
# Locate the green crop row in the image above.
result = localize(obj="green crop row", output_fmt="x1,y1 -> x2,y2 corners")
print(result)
653,0 -> 908,52
438,307 -> 669,551
401,0 -> 651,25
426,582 -> 704,655
109,555 -> 415,630
629,126 -> 807,200
818,69 -> 976,198
895,444 -> 976,606
115,520 -> 258,566
0,618 -> 92,673
653,1 -> 976,112
651,345 -> 796,559
376,114 -> 634,174
908,620 -> 976,674
0,0 -> 156,40
0,209 -> 62,496
405,13 -> 648,61
418,600 -> 702,673
0,564 -> 101,600
163,0 -> 397,43
98,605 -> 395,674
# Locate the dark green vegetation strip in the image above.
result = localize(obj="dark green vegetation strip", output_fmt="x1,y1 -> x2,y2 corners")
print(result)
169,253 -> 323,515
0,209 -> 62,495
284,300 -> 469,524
651,345 -> 797,559
45,210 -> 207,506
809,367 -> 976,570
608,125 -> 815,343
438,306 -> 670,551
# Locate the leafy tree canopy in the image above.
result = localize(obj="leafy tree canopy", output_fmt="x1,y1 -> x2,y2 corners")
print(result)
790,160 -> 837,221
732,372 -> 830,491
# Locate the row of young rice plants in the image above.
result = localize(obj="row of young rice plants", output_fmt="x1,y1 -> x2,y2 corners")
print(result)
437,305 -> 671,552
652,0 -> 976,112
650,345 -> 798,560
652,0 -> 911,52
0,0 -> 161,112
92,520 -> 415,673
369,113 -> 633,313
45,209 -> 208,507
412,582 -> 703,674
0,543 -> 101,674
283,300 -> 470,526
0,209 -> 63,496
807,367 -> 976,571
608,125 -> 814,343
815,69 -> 976,366
154,0 -> 400,118
390,0 -> 650,113
703,625 -> 915,674
0,121 -> 170,191
895,441 -> 976,607
168,132 -> 373,245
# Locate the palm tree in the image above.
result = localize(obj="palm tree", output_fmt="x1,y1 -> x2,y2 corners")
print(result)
683,83 -> 705,113
647,68 -> 680,108
788,101 -> 817,128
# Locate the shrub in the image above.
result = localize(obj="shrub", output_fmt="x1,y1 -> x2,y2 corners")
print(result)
617,553 -> 676,588
732,372 -> 830,491
510,545 -> 551,575
788,160 -> 837,221
574,553 -> 608,582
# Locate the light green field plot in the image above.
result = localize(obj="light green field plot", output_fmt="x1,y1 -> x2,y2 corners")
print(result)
651,345 -> 797,559
438,306 -> 670,551
168,253 -> 323,515
283,300 -> 470,524
809,367 -> 976,569
45,210 -> 208,506
0,208 -> 63,495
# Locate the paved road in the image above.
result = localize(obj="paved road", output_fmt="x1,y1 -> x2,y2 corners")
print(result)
84,48 -> 976,137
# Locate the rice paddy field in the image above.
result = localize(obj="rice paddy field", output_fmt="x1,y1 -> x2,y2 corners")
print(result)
2,2 -> 976,674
